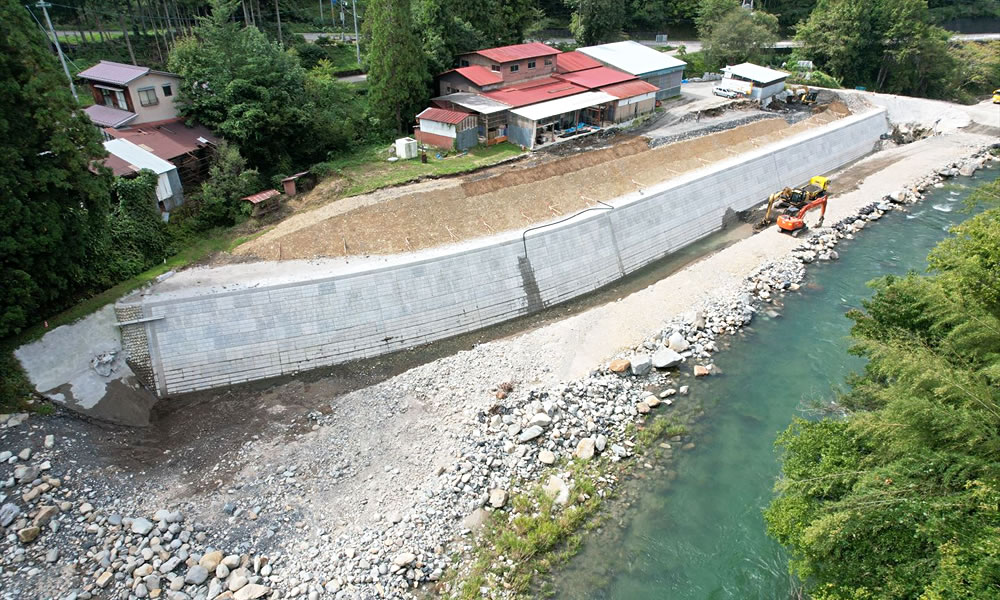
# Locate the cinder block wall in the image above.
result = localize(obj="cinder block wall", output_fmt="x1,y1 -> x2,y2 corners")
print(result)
125,110 -> 888,395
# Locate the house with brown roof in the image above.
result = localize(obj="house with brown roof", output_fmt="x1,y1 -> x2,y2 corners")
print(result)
105,118 -> 219,191
78,60 -> 182,129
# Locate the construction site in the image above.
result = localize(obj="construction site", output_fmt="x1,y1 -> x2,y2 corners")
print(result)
7,78 -> 999,600
233,94 -> 851,261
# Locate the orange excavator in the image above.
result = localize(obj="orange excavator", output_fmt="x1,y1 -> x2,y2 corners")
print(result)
757,176 -> 830,236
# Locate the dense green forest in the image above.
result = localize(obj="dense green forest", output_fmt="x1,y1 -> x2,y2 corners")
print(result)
766,177 -> 1000,599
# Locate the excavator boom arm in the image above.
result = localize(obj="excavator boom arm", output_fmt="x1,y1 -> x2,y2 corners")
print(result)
797,194 -> 828,221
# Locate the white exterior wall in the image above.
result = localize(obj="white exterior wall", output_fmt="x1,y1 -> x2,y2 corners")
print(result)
617,92 -> 656,106
123,110 -> 889,395
129,73 -> 181,124
418,119 -> 457,138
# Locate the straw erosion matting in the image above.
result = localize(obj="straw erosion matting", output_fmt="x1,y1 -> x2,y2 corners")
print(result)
232,103 -> 851,261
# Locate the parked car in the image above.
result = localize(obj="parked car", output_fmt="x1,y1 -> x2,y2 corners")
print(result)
713,87 -> 741,99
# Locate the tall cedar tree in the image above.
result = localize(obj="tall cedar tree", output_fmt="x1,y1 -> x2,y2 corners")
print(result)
0,0 -> 112,338
364,0 -> 429,134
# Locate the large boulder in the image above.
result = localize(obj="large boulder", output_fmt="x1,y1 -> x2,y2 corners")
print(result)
667,331 -> 690,352
630,354 -> 652,376
543,475 -> 570,505
652,347 -> 683,369
609,359 -> 630,373
574,437 -> 596,461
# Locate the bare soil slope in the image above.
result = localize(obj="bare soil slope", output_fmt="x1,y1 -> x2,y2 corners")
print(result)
233,103 -> 850,261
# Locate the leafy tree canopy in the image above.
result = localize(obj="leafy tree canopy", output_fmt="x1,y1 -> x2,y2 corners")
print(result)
168,0 -> 313,172
766,178 -> 1000,600
0,0 -> 112,338
702,4 -> 780,66
794,0 -> 956,97
566,0 -> 627,46
415,0 -> 544,74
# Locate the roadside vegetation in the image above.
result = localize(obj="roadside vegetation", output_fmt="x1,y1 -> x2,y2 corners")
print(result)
765,176 -> 1000,599
445,416 -> 685,598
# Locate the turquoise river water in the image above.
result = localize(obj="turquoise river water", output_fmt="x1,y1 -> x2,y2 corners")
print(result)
555,165 -> 999,599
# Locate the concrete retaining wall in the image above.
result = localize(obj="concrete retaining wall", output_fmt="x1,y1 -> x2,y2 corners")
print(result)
123,109 -> 888,396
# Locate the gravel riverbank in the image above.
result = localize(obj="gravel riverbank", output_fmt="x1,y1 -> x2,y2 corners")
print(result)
1,133 -> 996,600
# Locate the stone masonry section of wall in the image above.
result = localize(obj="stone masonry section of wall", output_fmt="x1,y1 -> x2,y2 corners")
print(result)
114,305 -> 155,390
124,110 -> 888,395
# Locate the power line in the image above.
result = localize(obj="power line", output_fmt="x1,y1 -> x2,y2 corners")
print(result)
35,1 -> 78,101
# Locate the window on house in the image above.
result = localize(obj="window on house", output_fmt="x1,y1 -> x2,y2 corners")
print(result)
510,64 -> 519,72
102,88 -> 128,110
528,61 -> 536,69
161,83 -> 173,97
460,59 -> 469,67
491,64 -> 500,72
544,59 -> 553,66
138,87 -> 158,107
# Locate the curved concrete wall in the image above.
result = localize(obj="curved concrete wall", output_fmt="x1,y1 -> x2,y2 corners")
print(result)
123,109 -> 888,395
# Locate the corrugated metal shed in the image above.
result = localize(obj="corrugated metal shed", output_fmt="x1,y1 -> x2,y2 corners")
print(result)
600,80 -> 661,99
451,65 -> 503,86
473,42 -> 559,63
484,78 -> 586,108
417,107 -> 472,124
241,189 -> 281,205
433,93 -> 511,115
510,91 -> 617,121
103,139 -> 175,175
722,63 -> 788,85
77,61 -> 150,85
554,66 -> 635,89
106,119 -> 219,161
84,104 -> 138,128
578,41 -> 686,76
556,51 -> 602,73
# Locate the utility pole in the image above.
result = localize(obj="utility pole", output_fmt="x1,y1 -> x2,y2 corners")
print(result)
36,1 -> 78,102
351,0 -> 359,64
339,0 -> 345,41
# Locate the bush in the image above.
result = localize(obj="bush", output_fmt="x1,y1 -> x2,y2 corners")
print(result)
786,69 -> 843,89
186,143 -> 261,230
105,171 -> 172,281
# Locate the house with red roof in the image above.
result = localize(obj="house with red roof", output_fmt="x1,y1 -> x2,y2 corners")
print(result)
437,42 -> 561,96
77,60 -> 182,129
416,40 -> 683,150
414,107 -> 479,151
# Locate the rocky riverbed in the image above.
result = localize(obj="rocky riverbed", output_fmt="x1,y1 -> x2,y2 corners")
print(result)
1,146 -> 995,600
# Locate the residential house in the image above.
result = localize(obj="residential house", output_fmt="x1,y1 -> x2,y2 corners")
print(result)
106,118 -> 219,191
577,41 -> 686,100
418,41 -> 683,151
103,139 -> 184,215
437,42 -> 561,96
721,63 -> 789,102
78,60 -> 182,129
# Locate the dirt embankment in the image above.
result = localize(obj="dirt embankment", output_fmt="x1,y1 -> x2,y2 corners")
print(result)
233,102 -> 850,261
